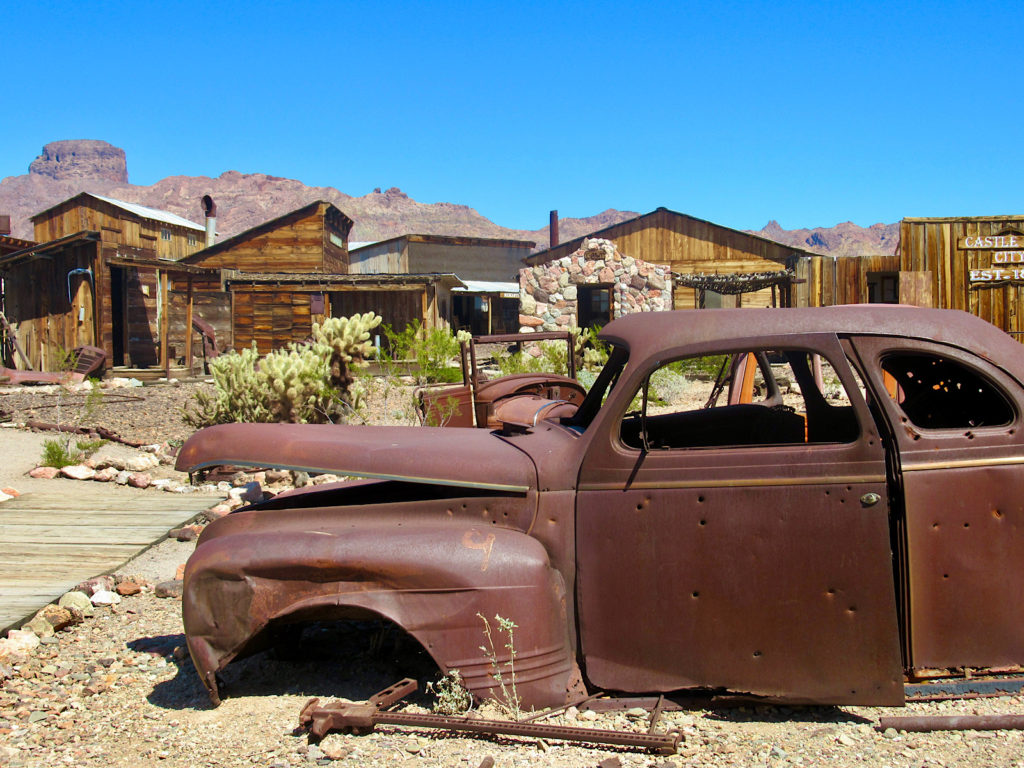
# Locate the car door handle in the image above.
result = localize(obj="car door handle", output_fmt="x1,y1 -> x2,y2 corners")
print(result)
860,492 -> 882,507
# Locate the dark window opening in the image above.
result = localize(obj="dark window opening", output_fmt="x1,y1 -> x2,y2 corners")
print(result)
579,284 -> 612,329
880,353 -> 1013,429
867,272 -> 899,304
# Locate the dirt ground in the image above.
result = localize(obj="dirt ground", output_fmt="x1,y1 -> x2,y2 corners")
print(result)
2,378 -> 1024,767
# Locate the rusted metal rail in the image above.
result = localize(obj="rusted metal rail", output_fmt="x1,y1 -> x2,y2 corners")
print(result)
878,714 -> 1024,732
299,679 -> 680,754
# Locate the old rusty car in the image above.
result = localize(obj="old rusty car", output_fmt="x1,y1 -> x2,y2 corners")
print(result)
177,306 -> 1024,708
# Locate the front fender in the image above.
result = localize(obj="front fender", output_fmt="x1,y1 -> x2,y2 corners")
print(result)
184,508 -> 583,708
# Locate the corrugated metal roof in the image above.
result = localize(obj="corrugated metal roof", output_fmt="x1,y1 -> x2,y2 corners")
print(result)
452,280 -> 519,294
91,194 -> 206,232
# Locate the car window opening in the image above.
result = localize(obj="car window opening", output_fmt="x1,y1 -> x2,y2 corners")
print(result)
620,349 -> 861,450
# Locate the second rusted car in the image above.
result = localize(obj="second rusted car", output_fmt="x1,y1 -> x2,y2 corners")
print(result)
177,306 -> 1024,708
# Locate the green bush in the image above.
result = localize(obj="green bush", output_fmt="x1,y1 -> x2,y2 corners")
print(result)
381,321 -> 468,384
41,438 -> 81,468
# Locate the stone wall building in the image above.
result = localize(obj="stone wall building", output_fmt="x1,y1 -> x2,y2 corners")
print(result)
518,238 -> 671,332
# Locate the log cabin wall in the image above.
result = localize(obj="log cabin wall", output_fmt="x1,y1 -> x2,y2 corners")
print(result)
0,239 -> 99,370
330,288 -> 427,338
528,208 -> 818,310
230,288 -> 318,355
900,217 -> 1024,338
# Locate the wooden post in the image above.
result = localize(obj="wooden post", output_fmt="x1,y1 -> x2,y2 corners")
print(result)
159,270 -> 170,377
184,275 -> 194,376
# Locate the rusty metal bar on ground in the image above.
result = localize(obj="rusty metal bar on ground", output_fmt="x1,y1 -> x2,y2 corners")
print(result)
299,679 -> 680,754
878,714 -> 1024,732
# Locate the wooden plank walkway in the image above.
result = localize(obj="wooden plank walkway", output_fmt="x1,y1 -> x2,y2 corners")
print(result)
0,490 -> 219,633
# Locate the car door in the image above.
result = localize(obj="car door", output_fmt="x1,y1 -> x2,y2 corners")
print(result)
847,335 -> 1024,672
575,333 -> 904,705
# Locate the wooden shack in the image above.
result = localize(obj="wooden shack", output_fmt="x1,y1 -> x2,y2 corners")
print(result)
898,216 -> 1024,338
0,195 -> 214,373
528,208 -> 822,310
794,253 -> 902,308
223,271 -> 463,354
180,203 -> 463,354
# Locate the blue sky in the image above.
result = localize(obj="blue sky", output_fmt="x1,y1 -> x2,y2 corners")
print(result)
3,1 -> 1021,231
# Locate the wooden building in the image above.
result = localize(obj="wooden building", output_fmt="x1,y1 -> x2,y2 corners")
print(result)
179,203 -> 464,354
898,216 -> 1024,338
182,200 -> 353,273
0,195 -> 213,373
794,253 -> 902,308
528,208 -> 822,310
349,234 -> 533,281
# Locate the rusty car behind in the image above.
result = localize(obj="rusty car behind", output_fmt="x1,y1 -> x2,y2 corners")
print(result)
177,306 -> 1024,708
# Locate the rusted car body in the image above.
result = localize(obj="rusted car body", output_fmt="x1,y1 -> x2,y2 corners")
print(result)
177,307 -> 1024,708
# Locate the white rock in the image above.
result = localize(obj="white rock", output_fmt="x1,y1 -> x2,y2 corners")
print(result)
60,464 -> 96,481
58,591 -> 95,617
151,479 -> 173,490
0,491 -> 12,502
90,590 -> 122,606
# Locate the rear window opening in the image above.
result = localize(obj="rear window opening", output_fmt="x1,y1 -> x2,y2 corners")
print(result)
880,353 -> 1014,430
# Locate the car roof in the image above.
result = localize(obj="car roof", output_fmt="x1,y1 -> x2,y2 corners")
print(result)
599,306 -> 1022,372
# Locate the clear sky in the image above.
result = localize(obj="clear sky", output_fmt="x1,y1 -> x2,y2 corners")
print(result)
3,1 -> 1021,232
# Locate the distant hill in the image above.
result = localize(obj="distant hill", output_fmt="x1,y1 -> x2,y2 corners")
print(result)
0,140 -> 897,256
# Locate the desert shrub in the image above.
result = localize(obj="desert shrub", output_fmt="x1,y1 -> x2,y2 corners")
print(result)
184,312 -> 381,427
381,321 -> 468,384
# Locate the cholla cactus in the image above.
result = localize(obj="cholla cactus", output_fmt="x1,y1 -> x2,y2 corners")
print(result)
184,312 -> 382,427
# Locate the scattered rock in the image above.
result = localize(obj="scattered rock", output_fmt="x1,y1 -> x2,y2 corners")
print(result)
175,563 -> 186,580
116,580 -> 142,596
1,486 -> 21,496
0,629 -> 40,663
59,590 -> 96,617
29,466 -> 60,479
75,576 -> 115,595
202,503 -> 232,521
264,469 -> 291,484
127,472 -> 152,489
60,464 -> 96,480
90,589 -> 121,606
93,466 -> 119,482
155,580 -> 184,599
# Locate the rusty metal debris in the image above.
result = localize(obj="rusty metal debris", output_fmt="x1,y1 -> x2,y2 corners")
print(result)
298,679 -> 680,754
878,714 -> 1024,732
905,676 -> 1024,701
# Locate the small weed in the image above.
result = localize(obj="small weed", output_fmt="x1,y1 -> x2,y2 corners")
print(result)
75,438 -> 107,454
40,438 -> 82,468
426,669 -> 473,715
477,612 -> 521,720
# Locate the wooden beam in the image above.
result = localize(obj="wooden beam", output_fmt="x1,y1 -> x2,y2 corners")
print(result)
159,270 -> 169,374
184,276 -> 194,374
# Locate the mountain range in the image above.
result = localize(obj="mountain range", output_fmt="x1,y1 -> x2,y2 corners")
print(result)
0,140 -> 898,256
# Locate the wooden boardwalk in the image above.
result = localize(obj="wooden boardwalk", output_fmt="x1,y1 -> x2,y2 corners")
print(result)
0,490 -> 218,633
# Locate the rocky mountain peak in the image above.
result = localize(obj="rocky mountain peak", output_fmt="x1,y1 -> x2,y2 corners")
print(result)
28,140 -> 129,184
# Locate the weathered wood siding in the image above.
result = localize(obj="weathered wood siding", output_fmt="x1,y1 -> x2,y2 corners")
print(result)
330,288 -> 426,336
349,241 -> 407,274
33,196 -> 203,261
795,254 -> 901,307
407,241 -> 528,282
2,243 -> 97,370
168,290 -> 232,363
230,288 -> 320,355
900,217 -> 1024,338
191,204 -> 349,274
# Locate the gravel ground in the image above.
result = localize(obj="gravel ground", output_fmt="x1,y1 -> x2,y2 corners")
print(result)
3,378 -> 1024,766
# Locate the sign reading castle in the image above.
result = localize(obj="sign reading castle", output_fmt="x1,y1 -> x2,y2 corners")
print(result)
964,233 -> 1024,285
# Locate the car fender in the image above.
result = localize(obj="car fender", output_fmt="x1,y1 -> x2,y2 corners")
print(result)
184,509 -> 583,707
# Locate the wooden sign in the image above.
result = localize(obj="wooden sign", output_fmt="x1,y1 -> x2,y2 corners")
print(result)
959,234 -> 1024,249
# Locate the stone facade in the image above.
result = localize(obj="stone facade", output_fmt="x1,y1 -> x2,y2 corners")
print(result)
518,238 -> 671,332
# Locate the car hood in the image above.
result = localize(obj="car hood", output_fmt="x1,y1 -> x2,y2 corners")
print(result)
175,422 -> 535,493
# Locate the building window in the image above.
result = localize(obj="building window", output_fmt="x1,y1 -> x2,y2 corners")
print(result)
579,284 -> 613,329
188,232 -> 197,247
161,228 -> 172,241
867,272 -> 899,303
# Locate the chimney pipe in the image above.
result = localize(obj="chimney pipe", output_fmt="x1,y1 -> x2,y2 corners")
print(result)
201,195 -> 217,248
549,210 -> 558,249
